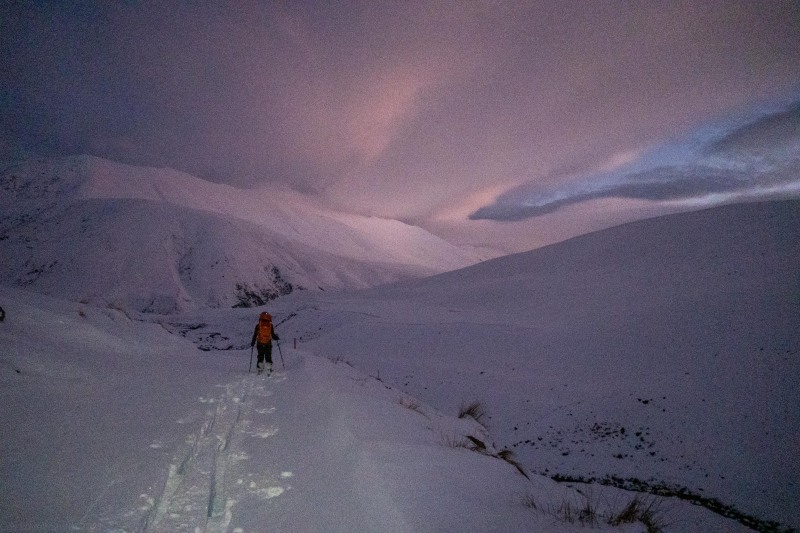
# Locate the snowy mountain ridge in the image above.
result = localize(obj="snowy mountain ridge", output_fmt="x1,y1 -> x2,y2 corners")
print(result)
0,155 -> 487,312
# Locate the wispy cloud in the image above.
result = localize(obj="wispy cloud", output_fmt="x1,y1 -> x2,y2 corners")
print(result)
470,101 -> 800,221
2,1 -> 799,247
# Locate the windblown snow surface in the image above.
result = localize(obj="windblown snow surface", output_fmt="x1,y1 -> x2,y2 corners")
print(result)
1,199 -> 798,531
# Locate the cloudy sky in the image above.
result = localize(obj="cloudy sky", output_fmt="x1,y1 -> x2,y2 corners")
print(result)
2,1 -> 799,252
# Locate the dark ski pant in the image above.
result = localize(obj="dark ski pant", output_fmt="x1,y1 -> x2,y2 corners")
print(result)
256,342 -> 273,367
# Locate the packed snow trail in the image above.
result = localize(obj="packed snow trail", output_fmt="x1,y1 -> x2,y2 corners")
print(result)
100,348 -> 572,532
113,352 -> 446,531
130,352 -> 458,532
139,376 -> 255,532
121,359 -> 292,533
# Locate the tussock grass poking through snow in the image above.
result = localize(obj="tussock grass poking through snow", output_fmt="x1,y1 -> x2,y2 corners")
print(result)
496,449 -> 529,479
439,433 -> 474,450
397,395 -> 428,418
443,401 -> 533,481
457,401 -> 488,427
607,495 -> 669,532
523,486 -> 670,532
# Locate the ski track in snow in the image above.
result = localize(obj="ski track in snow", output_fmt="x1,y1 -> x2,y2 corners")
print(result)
132,372 -> 288,533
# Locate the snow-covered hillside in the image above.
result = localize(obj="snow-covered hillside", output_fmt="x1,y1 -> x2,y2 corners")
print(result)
2,197 -> 797,531
217,199 -> 796,531
0,155 -> 487,312
0,285 -> 747,532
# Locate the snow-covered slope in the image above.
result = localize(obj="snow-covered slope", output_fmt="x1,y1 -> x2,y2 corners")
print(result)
4,199 -> 792,530
0,285 -> 747,532
236,199 -> 798,530
0,155 -> 486,312
0,187 -> 800,531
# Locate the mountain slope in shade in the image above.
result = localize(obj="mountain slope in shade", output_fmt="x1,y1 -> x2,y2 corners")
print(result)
251,199 -> 800,528
0,155 -> 487,312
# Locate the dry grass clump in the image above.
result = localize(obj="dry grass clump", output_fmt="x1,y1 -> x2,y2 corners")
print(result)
523,489 -> 668,532
397,396 -> 429,418
496,449 -> 529,479
608,495 -> 666,533
457,401 -> 488,426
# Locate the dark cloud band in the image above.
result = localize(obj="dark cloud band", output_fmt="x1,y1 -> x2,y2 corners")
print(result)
470,101 -> 800,221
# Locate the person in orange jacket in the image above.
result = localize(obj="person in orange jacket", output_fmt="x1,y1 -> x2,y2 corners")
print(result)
251,312 -> 280,374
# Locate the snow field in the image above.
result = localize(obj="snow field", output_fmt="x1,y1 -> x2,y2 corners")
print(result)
0,287 -> 540,530
1,285 -> 751,531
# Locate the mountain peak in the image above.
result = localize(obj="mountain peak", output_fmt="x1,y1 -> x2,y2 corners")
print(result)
1,155 -> 484,312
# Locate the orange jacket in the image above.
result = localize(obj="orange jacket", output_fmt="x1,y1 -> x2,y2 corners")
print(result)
251,313 -> 280,346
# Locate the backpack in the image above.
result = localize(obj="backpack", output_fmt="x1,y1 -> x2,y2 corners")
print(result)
256,312 -> 273,344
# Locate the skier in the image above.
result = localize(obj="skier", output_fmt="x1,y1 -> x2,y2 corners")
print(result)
251,312 -> 280,374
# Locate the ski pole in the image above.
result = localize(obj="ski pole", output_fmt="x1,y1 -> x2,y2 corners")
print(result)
249,345 -> 254,373
277,342 -> 285,370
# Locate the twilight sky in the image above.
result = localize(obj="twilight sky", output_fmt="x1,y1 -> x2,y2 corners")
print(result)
2,1 -> 799,252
